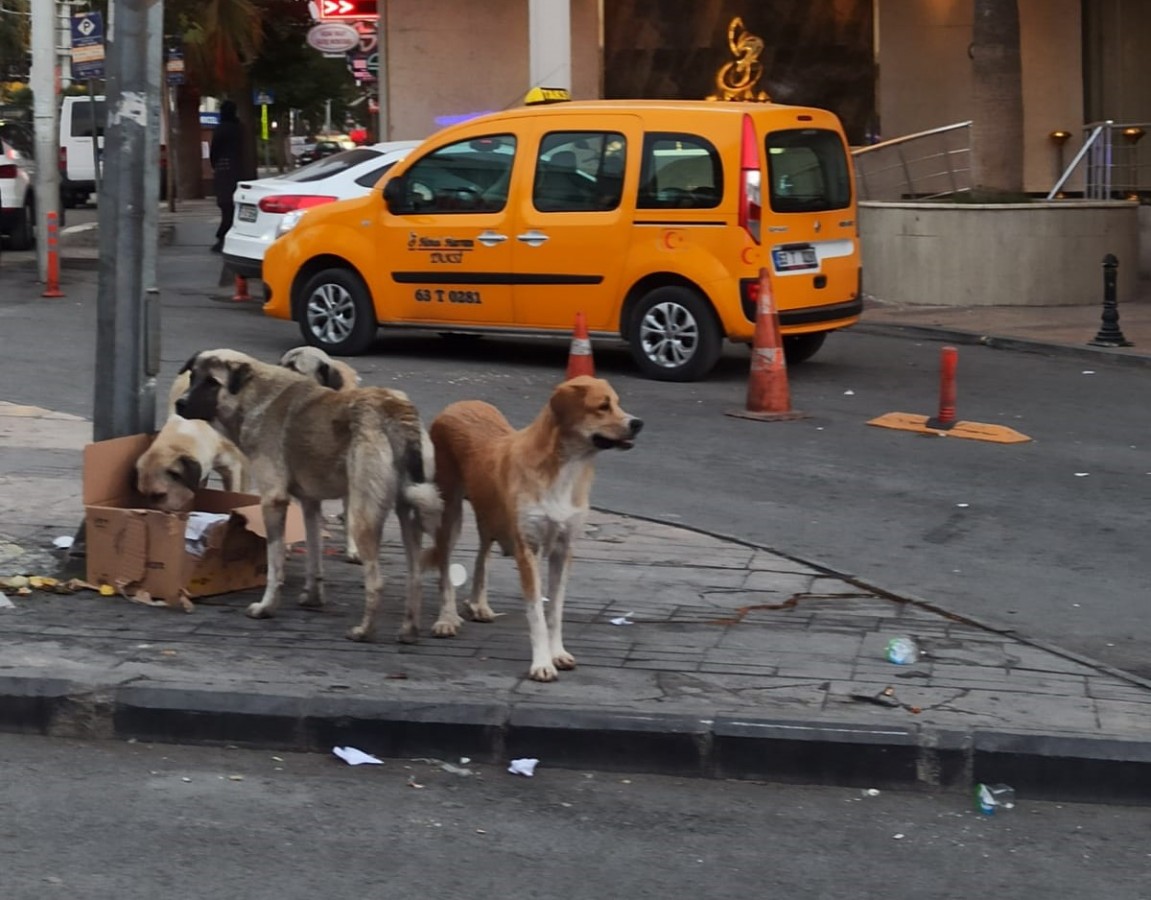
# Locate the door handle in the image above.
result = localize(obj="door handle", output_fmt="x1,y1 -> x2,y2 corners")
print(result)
516,230 -> 549,247
477,230 -> 507,247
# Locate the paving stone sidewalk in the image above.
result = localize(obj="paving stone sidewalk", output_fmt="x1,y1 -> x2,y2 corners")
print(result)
2,401 -> 1150,803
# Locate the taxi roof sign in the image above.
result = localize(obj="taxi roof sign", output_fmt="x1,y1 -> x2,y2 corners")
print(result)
524,86 -> 571,105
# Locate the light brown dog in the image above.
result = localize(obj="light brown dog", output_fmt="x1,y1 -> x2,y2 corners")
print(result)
425,376 -> 643,681
134,372 -> 247,512
279,346 -> 371,561
176,349 -> 442,642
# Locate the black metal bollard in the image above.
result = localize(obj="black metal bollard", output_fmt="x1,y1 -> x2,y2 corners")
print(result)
1088,254 -> 1134,347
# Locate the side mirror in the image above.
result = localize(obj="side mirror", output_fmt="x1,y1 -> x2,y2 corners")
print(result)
383,176 -> 407,214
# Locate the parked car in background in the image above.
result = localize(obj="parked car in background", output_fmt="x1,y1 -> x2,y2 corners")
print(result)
0,134 -> 36,250
294,134 -> 356,166
223,140 -> 419,279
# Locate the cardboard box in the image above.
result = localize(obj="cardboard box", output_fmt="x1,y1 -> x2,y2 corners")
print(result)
83,433 -> 304,600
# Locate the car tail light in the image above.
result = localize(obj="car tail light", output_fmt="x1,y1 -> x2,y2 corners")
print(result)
58,146 -> 67,171
738,113 -> 762,244
0,164 -> 16,179
258,194 -> 338,214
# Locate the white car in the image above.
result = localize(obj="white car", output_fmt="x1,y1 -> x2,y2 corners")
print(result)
0,135 -> 36,251
223,140 -> 420,278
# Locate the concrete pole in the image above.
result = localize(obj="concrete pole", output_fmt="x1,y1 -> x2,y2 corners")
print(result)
94,0 -> 163,441
30,0 -> 60,283
375,0 -> 389,140
528,0 -> 571,91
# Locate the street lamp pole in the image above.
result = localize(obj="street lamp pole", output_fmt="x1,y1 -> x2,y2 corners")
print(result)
93,0 -> 164,441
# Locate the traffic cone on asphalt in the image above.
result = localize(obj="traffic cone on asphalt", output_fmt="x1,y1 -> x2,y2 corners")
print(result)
566,310 -> 595,379
232,274 -> 252,302
726,267 -> 806,422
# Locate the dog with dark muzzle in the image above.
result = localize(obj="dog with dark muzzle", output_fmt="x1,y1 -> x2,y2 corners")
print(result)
176,348 -> 441,643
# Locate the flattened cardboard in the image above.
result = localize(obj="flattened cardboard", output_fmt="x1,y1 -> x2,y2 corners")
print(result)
83,433 -> 304,600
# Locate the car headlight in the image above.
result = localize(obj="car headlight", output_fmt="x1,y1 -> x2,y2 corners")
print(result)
276,209 -> 306,237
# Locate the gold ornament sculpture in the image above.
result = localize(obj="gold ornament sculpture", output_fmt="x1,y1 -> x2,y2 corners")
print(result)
707,17 -> 771,102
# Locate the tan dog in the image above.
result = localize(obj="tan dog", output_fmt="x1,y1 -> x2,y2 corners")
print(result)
279,346 -> 370,561
176,349 -> 442,642
134,371 -> 247,512
425,376 -> 643,681
279,346 -> 362,392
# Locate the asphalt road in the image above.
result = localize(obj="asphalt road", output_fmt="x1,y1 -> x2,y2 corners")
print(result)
2,211 -> 1150,679
2,733 -> 1148,900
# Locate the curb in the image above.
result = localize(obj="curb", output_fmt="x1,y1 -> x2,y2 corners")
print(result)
852,321 -> 1151,369
1,675 -> 1149,802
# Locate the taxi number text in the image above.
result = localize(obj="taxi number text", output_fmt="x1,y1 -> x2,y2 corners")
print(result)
414,289 -> 482,304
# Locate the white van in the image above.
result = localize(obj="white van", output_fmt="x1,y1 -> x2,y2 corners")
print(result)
59,95 -> 168,207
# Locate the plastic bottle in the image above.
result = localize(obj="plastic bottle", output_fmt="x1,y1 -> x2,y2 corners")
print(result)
976,783 -> 1016,815
884,636 -> 920,664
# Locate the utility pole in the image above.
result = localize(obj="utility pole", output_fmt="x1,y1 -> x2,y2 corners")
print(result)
30,0 -> 60,284
93,0 -> 164,441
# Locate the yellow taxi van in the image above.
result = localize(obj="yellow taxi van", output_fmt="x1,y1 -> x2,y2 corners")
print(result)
260,95 -> 861,381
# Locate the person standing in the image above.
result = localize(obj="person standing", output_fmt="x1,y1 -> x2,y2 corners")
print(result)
209,100 -> 243,253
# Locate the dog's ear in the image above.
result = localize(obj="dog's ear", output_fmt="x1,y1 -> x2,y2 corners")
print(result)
318,362 -> 345,390
549,380 -> 589,426
177,352 -> 202,375
172,455 -> 204,490
226,362 -> 253,395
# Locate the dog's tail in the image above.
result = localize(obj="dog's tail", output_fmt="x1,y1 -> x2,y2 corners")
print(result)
376,396 -> 443,539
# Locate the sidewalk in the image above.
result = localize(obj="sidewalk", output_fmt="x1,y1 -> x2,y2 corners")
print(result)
2,229 -> 1151,803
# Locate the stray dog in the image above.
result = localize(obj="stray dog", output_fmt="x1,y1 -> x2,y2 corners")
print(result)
135,371 -> 247,512
176,349 -> 442,642
279,345 -> 362,392
425,376 -> 643,681
279,346 -> 369,561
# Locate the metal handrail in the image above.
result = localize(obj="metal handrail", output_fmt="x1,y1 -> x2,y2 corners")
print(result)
852,121 -> 972,201
1046,124 -> 1105,199
850,120 -> 973,157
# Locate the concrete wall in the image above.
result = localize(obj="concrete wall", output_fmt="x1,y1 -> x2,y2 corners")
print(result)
860,201 -> 1139,307
384,0 -> 601,142
875,0 -> 1084,194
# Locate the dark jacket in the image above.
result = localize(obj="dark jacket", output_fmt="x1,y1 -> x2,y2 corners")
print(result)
210,106 -> 244,196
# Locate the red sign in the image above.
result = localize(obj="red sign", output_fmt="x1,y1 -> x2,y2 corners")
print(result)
317,0 -> 378,20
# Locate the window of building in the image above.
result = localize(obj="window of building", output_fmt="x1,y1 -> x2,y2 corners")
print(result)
637,133 -> 722,209
532,131 -> 627,212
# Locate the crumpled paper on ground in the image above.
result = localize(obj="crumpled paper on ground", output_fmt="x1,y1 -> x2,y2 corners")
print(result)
184,512 -> 231,558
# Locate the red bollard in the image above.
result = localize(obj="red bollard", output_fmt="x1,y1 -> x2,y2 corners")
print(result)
42,211 -> 65,298
927,346 -> 958,430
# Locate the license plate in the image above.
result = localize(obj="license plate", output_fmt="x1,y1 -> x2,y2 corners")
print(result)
237,203 -> 258,223
772,244 -> 818,272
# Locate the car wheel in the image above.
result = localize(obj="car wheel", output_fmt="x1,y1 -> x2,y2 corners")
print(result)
6,195 -> 34,251
783,332 -> 827,365
628,286 -> 723,382
298,268 -> 377,356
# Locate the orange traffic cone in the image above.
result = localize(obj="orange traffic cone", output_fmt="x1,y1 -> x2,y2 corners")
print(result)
726,267 -> 806,422
41,210 -> 65,298
232,274 -> 252,302
566,310 -> 595,379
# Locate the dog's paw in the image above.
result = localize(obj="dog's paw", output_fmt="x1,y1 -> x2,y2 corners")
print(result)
396,625 -> 420,645
246,602 -> 274,619
346,624 -> 375,642
466,602 -> 496,623
553,650 -> 576,670
298,591 -> 324,609
528,662 -> 559,682
344,550 -> 362,565
432,614 -> 462,637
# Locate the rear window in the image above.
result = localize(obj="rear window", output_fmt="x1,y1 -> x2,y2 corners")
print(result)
280,148 -> 382,183
69,99 -> 106,139
766,128 -> 851,213
638,133 -> 722,209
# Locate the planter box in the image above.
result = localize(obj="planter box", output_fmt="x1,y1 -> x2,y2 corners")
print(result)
859,200 -> 1139,307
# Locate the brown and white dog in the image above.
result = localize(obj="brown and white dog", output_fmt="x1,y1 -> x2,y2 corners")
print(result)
134,372 -> 248,512
425,376 -> 643,681
176,349 -> 442,642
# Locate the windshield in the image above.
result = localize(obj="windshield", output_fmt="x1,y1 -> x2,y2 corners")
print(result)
278,148 -> 383,183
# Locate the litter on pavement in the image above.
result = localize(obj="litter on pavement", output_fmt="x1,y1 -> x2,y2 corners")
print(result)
507,758 -> 539,777
332,746 -> 383,766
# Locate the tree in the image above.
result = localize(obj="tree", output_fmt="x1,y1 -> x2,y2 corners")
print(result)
0,0 -> 30,94
970,0 -> 1024,198
166,0 -> 264,198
